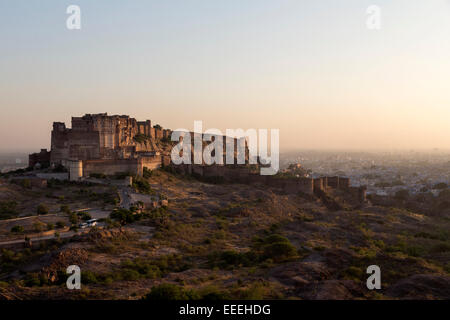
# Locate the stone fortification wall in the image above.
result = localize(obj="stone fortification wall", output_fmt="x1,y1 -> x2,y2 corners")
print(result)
141,155 -> 162,171
172,164 -> 315,195
82,159 -> 142,177
48,113 -> 170,166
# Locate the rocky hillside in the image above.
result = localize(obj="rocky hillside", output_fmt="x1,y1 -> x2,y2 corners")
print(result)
0,169 -> 449,300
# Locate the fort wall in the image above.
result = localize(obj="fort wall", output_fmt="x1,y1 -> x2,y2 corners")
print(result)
82,159 -> 142,177
169,162 -> 365,201
68,160 -> 83,181
67,131 -> 101,160
45,113 -> 171,170
172,164 -> 315,195
29,149 -> 51,168
141,155 -> 162,171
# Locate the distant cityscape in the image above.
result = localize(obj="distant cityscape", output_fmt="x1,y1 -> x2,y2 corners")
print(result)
281,150 -> 450,197
0,153 -> 28,174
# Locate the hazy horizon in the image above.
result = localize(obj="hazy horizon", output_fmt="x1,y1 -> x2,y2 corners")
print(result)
2,0 -> 450,151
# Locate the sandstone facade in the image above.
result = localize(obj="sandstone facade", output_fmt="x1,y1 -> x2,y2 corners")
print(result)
30,113 -> 171,179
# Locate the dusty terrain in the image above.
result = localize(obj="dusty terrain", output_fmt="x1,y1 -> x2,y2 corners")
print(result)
0,169 -> 449,300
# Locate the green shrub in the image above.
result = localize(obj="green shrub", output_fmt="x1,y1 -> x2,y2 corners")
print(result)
406,245 -> 425,257
153,254 -> 191,273
120,258 -> 162,279
431,243 -> 450,253
262,242 -> 298,262
199,286 -> 231,300
36,204 -> 49,215
132,177 -> 152,194
143,167 -> 153,179
60,205 -> 70,213
414,231 -> 449,242
11,225 -> 24,234
262,234 -> 289,244
77,211 -> 92,221
82,270 -> 99,284
210,233 -> 298,269
0,201 -> 18,219
208,250 -> 256,269
143,284 -> 200,300
110,208 -> 139,225
33,222 -> 44,232
235,282 -> 266,300
24,273 -> 48,287
56,221 -> 65,229
69,212 -> 78,225
343,266 -> 364,280
121,269 -> 141,281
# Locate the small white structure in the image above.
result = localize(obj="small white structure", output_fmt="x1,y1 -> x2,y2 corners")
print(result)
86,219 -> 98,227
68,160 -> 83,181
125,176 -> 133,187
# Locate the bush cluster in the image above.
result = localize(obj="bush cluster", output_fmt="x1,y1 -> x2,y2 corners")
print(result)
208,234 -> 298,269
0,201 -> 18,219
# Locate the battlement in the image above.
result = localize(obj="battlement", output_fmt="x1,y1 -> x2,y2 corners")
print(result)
170,163 -> 365,202
47,113 -> 171,165
29,113 -> 172,178
29,149 -> 51,169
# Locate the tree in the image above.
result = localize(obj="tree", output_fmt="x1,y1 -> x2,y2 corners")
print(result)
143,167 -> 153,179
69,212 -> 78,225
262,242 -> 298,262
11,225 -> 24,234
0,201 -> 18,219
143,284 -> 199,300
77,211 -> 92,221
60,205 -> 70,214
56,221 -> 65,229
110,208 -> 137,225
33,222 -> 44,233
37,204 -> 49,215
132,177 -> 152,194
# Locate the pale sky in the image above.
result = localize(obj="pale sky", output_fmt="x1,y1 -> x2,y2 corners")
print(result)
1,0 -> 450,152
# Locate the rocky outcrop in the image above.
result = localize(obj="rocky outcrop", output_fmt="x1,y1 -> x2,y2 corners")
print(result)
41,248 -> 88,283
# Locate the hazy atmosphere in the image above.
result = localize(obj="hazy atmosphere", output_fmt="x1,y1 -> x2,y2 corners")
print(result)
1,0 -> 450,151
1,0 -> 450,306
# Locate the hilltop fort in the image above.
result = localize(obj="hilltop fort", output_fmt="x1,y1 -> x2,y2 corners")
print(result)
28,113 -> 366,202
30,113 -> 172,179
